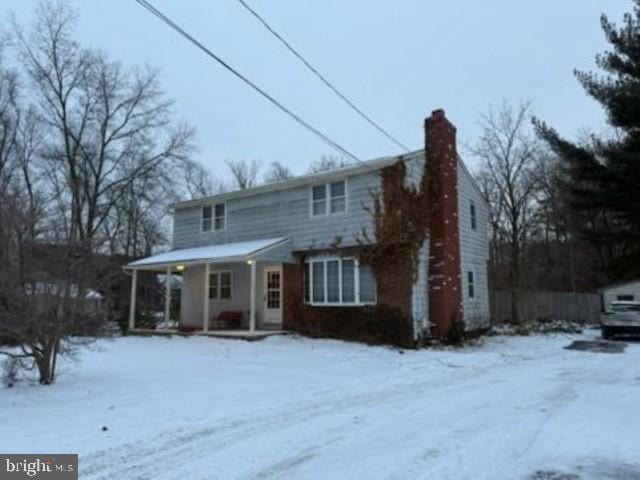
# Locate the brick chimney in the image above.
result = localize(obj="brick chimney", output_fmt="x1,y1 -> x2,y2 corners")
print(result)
425,109 -> 462,339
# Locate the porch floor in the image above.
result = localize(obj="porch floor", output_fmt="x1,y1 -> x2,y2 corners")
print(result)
129,328 -> 290,341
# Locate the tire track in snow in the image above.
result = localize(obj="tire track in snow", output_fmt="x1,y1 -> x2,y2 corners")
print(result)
80,346 -> 547,479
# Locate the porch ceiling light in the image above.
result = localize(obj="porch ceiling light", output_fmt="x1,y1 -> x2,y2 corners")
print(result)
176,265 -> 185,271
246,260 -> 254,265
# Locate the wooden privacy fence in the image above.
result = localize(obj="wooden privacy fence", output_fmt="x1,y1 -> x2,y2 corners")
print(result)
490,290 -> 601,324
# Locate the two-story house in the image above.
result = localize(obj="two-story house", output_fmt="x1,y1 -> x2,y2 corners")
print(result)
126,110 -> 490,342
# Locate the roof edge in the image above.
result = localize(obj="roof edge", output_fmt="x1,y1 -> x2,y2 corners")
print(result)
171,150 -> 424,210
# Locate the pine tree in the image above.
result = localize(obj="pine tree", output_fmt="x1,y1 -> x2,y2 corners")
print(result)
535,2 -> 640,281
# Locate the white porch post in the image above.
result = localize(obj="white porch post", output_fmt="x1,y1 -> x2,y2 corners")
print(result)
203,263 -> 210,332
249,260 -> 256,332
164,266 -> 171,330
129,269 -> 137,331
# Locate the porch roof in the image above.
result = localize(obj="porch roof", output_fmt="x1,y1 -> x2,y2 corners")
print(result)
126,237 -> 290,270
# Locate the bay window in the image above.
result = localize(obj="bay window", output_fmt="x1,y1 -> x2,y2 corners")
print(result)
341,259 -> 356,303
359,264 -> 376,303
312,261 -> 325,302
304,257 -> 376,306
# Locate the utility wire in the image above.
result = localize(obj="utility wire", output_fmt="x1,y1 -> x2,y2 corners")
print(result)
133,0 -> 377,171
236,0 -> 411,153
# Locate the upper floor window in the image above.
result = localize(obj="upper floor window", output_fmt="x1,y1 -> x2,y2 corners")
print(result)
202,202 -> 226,232
470,203 -> 477,230
311,185 -> 327,216
330,181 -> 346,213
202,206 -> 212,231
467,270 -> 475,299
304,257 -> 376,306
310,180 -> 346,217
214,203 -> 226,230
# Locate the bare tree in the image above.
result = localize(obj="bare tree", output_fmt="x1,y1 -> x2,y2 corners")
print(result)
16,2 -> 193,254
225,158 -> 260,189
307,154 -> 347,173
0,57 -> 18,190
0,1 -> 195,385
471,102 -> 540,324
0,197 -> 104,385
180,159 -> 227,199
263,160 -> 294,183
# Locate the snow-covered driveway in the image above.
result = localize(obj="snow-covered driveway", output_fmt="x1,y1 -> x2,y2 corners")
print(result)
1,332 -> 639,479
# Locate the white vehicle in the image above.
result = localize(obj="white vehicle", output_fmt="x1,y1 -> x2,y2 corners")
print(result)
601,301 -> 640,339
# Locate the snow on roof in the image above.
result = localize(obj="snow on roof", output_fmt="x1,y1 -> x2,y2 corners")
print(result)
127,237 -> 289,268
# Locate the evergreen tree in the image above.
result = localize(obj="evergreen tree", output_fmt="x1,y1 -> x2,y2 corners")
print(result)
535,2 -> 640,281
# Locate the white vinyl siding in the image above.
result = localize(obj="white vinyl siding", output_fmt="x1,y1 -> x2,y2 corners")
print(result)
457,158 -> 491,330
305,257 -> 376,306
173,169 -> 380,252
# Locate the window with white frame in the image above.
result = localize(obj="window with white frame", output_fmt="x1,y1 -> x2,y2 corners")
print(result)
329,181 -> 346,213
209,271 -> 232,300
202,206 -> 212,231
311,185 -> 327,216
467,270 -> 475,299
304,257 -> 376,305
303,263 -> 310,303
214,203 -> 226,230
202,203 -> 226,232
310,180 -> 346,217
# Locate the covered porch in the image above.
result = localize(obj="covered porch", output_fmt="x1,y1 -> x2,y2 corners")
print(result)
125,237 -> 294,337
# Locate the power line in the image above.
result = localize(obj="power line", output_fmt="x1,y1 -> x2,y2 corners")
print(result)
236,0 -> 411,153
133,0 -> 377,171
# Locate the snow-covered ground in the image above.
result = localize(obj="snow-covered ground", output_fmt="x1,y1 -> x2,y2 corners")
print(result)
1,331 -> 639,479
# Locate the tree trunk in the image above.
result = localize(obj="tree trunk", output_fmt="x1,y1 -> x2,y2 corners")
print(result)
510,241 -> 521,324
50,338 -> 60,383
36,352 -> 53,385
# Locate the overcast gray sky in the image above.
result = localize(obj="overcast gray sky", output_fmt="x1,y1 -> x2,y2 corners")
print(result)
4,0 -> 630,178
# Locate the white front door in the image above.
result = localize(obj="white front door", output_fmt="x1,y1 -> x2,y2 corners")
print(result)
263,267 -> 283,326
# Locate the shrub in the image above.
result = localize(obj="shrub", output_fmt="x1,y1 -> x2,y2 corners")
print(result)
295,304 -> 414,348
445,319 -> 467,345
2,357 -> 19,388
